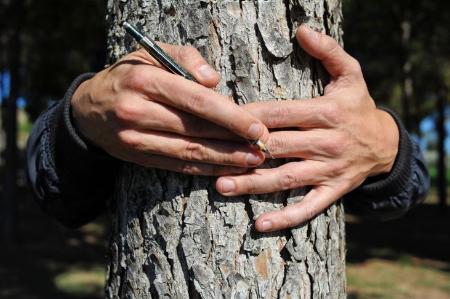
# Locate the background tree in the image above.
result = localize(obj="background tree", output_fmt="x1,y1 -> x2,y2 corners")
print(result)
104,0 -> 346,298
0,0 -> 107,243
22,0 -> 107,121
344,0 -> 450,207
0,0 -> 23,244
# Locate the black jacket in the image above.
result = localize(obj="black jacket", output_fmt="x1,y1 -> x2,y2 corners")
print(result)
26,74 -> 430,228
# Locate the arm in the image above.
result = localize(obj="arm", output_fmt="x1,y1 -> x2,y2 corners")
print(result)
27,44 -> 271,228
26,74 -> 119,228
344,109 -> 429,220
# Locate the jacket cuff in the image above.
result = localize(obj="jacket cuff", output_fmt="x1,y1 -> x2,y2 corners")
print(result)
49,73 -> 115,171
353,108 -> 413,197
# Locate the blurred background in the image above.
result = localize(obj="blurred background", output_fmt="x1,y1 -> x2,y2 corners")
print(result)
0,0 -> 449,298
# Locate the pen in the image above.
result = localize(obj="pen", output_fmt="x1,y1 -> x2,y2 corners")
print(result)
123,21 -> 272,157
123,22 -> 196,82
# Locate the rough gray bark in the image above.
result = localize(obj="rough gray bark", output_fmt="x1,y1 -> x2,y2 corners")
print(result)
105,1 -> 346,298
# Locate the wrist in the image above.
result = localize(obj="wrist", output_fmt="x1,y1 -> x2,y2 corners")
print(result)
70,77 -> 95,142
374,109 -> 399,175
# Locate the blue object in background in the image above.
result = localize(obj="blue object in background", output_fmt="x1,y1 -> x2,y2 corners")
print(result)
0,71 -> 11,102
17,96 -> 27,109
0,70 -> 27,108
419,107 -> 450,154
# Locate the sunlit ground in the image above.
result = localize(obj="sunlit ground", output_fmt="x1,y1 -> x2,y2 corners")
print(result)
346,191 -> 450,299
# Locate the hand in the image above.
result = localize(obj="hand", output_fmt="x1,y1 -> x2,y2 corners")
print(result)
216,25 -> 399,232
71,44 -> 269,175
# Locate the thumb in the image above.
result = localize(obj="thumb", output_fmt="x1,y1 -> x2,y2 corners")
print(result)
137,43 -> 220,88
296,25 -> 361,79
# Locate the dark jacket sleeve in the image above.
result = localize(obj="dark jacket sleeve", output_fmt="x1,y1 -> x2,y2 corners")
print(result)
27,74 -> 429,227
26,73 -> 120,228
344,109 -> 430,220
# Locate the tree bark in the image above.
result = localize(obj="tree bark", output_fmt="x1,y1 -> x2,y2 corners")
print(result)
105,1 -> 346,298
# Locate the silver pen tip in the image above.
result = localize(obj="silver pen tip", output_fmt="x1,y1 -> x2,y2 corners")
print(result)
254,139 -> 273,159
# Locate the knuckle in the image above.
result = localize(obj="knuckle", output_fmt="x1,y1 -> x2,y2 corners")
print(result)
118,130 -> 141,149
283,211 -> 296,229
327,161 -> 345,178
348,57 -> 363,76
122,68 -> 149,91
322,135 -> 346,156
185,92 -> 207,113
304,205 -> 317,221
268,136 -> 287,154
180,46 -> 200,60
245,176 -> 257,194
182,141 -> 208,161
279,171 -> 298,190
266,105 -> 290,127
322,102 -> 342,125
114,100 -> 139,123
323,35 -> 341,57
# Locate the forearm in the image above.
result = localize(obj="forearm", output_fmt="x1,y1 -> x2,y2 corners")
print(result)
26,73 -> 120,228
344,109 -> 430,220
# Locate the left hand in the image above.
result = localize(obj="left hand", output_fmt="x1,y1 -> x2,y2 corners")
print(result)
215,25 -> 400,232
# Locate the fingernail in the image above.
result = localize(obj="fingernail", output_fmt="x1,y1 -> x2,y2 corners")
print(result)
260,220 -> 273,231
302,25 -> 320,42
220,178 -> 236,193
198,64 -> 216,80
248,123 -> 264,140
246,152 -> 262,165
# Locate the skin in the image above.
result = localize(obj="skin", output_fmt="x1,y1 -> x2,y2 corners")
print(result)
72,25 -> 399,233
216,26 -> 399,232
72,43 -> 269,176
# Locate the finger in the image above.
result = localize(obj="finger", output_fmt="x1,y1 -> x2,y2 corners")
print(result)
135,43 -> 220,87
255,185 -> 340,232
216,161 -> 325,196
243,99 -> 336,129
130,153 -> 249,176
143,67 -> 269,142
118,129 -> 265,167
266,130 -> 340,159
114,97 -> 239,141
296,25 -> 362,79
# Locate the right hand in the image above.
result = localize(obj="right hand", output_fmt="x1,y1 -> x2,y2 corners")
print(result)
71,44 -> 268,175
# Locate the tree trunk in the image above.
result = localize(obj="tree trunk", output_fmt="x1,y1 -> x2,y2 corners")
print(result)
105,1 -> 346,298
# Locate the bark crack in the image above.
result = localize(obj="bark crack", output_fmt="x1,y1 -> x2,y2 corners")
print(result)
227,51 -> 241,104
283,0 -> 293,38
323,0 -> 331,35
155,0 -> 163,24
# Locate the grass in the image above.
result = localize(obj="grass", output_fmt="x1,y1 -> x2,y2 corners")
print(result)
54,266 -> 105,296
347,259 -> 450,299
346,194 -> 450,299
